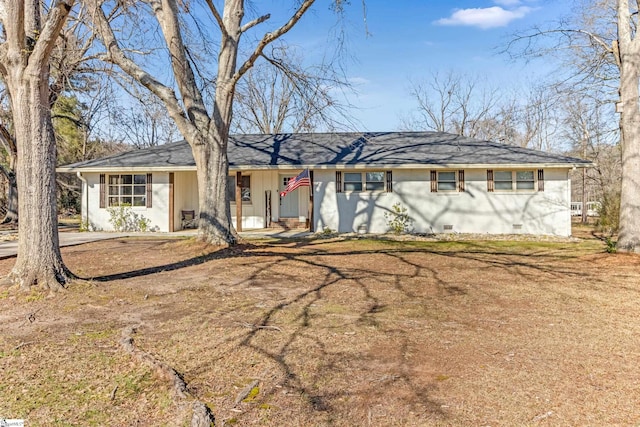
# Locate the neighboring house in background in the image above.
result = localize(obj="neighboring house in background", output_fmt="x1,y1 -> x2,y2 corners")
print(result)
57,132 -> 591,236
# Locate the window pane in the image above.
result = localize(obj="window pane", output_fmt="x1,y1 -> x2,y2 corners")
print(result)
495,181 -> 513,190
438,171 -> 456,182
366,172 -> 384,182
121,175 -> 133,185
366,181 -> 384,191
108,186 -> 119,196
344,173 -> 362,182
517,181 -> 535,190
121,186 -> 133,195
242,176 -> 251,202
438,182 -> 457,191
108,197 -> 119,207
516,171 -> 534,181
495,171 -> 512,181
134,185 -> 146,195
109,175 -> 119,184
121,197 -> 132,205
344,182 -> 363,192
133,197 -> 146,207
134,174 -> 146,184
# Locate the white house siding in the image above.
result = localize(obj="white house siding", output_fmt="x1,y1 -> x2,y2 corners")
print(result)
81,172 -> 171,232
231,170 -> 270,229
314,168 -> 572,236
231,170 -> 310,229
173,171 -> 198,230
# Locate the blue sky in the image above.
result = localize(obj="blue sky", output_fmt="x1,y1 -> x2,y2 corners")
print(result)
268,0 -> 573,131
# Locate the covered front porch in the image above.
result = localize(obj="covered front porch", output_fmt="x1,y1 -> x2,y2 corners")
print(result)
172,169 -> 312,232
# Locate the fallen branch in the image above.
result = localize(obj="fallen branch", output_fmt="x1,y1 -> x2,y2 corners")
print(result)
234,379 -> 260,406
14,341 -> 35,350
119,326 -> 215,426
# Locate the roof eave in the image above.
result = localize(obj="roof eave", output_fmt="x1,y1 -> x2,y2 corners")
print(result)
59,161 -> 593,173
57,165 -> 197,173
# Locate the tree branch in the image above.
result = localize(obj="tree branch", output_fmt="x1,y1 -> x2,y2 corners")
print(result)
240,14 -> 270,33
233,0 -> 315,85
27,0 -> 75,75
87,0 -> 198,142
204,0 -> 226,37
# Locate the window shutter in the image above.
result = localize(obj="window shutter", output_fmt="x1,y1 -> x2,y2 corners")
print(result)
336,171 -> 342,193
146,173 -> 153,208
487,170 -> 494,192
458,170 -> 465,192
430,170 -> 437,192
386,170 -> 393,193
537,169 -> 544,191
99,174 -> 106,208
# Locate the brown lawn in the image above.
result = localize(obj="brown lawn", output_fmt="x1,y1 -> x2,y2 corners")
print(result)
1,230 -> 639,426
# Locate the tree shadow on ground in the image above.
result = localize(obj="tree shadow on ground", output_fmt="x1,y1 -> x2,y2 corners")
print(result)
81,236 -> 599,424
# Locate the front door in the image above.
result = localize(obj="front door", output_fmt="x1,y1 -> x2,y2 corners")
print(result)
280,175 -> 299,218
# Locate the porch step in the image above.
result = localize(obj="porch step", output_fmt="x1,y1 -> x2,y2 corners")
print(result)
271,218 -> 308,230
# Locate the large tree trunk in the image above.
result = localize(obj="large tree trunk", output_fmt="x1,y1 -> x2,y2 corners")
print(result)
193,138 -> 237,245
0,0 -> 74,289
192,0 -> 244,245
5,75 -> 71,290
616,0 -> 640,253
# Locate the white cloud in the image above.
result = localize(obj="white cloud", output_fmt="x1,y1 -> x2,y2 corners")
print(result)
435,6 -> 533,29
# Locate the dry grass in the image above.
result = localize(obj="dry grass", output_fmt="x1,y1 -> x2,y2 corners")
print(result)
1,230 -> 639,426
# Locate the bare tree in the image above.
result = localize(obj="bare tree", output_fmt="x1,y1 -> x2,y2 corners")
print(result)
403,71 -> 502,139
613,0 -> 640,251
505,0 -> 640,251
233,46 -> 355,134
518,84 -> 563,151
562,90 -> 618,224
0,0 -> 75,289
109,91 -> 180,147
87,0 -> 349,245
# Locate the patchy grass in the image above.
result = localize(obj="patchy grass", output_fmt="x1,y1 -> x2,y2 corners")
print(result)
1,231 -> 639,425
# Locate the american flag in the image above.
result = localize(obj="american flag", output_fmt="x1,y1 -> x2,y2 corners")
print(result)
280,169 -> 311,197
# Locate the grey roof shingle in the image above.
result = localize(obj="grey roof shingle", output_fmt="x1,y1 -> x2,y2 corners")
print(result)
58,131 -> 591,171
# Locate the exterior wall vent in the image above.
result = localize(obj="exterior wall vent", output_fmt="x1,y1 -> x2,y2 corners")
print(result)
443,224 -> 454,231
512,224 -> 523,230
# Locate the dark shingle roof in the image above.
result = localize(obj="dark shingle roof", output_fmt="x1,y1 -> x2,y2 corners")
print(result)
58,132 -> 591,171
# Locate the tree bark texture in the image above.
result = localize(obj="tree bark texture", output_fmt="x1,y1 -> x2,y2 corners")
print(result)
616,0 -> 640,253
0,0 -> 74,289
0,125 -> 18,224
2,170 -> 18,224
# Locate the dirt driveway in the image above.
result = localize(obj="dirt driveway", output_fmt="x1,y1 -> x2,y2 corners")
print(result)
1,234 -> 639,426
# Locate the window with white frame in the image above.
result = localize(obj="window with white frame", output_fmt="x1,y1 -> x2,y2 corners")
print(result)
227,175 -> 251,202
108,174 -> 147,207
